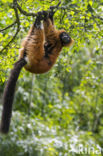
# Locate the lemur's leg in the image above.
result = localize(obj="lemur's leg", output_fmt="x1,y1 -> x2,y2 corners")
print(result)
19,12 -> 45,64
43,10 -> 58,58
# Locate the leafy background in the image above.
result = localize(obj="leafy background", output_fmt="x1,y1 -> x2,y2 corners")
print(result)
0,0 -> 103,155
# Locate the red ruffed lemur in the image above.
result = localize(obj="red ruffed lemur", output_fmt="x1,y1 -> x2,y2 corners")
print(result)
0,10 -> 74,133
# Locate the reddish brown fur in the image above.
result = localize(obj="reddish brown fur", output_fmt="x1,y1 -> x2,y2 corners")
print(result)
19,18 -> 73,74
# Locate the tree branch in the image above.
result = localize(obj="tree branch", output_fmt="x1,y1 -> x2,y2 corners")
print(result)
92,14 -> 103,21
17,1 -> 61,17
49,1 -> 61,12
17,3 -> 36,17
0,2 -> 20,53
0,0 -> 62,53
0,21 -> 17,32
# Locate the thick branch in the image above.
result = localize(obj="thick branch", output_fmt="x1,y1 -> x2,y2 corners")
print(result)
17,1 -> 61,17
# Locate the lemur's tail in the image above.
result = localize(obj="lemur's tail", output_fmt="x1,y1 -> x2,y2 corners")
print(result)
0,58 -> 27,134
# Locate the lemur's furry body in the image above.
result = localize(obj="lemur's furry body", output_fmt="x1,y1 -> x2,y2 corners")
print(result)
0,11 -> 73,133
19,17 -> 73,73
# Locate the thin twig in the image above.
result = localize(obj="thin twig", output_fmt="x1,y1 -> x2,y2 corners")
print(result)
0,2 -> 20,53
50,1 -> 61,12
0,27 -> 19,53
0,21 -> 17,32
92,14 -> 103,21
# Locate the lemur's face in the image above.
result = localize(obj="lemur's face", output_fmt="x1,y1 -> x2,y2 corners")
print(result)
60,32 -> 73,47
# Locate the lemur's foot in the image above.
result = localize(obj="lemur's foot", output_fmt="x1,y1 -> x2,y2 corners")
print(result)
37,11 -> 48,21
49,7 -> 56,18
34,11 -> 48,28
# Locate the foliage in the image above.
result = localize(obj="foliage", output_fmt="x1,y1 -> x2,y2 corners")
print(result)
0,0 -> 103,155
0,109 -> 102,156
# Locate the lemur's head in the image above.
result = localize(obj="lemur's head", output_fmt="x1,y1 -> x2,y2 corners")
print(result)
60,31 -> 74,47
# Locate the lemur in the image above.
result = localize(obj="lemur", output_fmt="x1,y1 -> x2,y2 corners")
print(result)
0,11 -> 74,134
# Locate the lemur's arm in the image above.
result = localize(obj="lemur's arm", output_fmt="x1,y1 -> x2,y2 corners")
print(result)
43,11 -> 63,64
43,11 -> 56,42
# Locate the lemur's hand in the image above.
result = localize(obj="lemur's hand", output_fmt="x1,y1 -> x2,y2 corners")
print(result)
49,1 -> 61,17
49,6 -> 56,17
